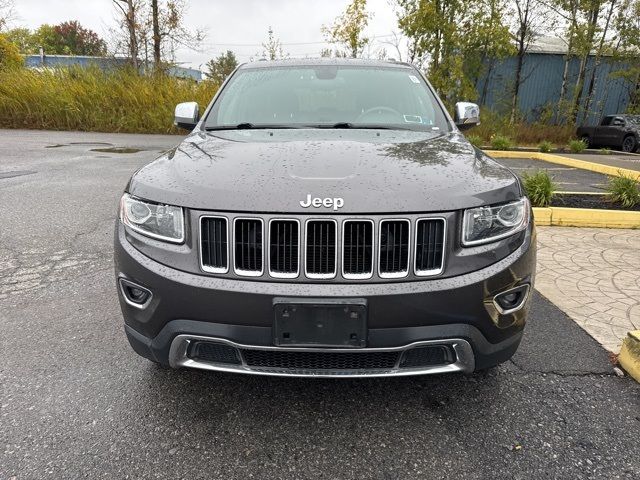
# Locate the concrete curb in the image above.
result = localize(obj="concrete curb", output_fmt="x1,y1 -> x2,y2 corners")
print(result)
532,207 -> 640,228
485,150 -> 640,180
619,331 -> 640,383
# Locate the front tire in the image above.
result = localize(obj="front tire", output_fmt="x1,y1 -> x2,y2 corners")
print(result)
622,135 -> 636,153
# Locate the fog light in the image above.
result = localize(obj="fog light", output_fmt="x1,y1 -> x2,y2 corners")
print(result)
493,284 -> 530,314
119,278 -> 152,309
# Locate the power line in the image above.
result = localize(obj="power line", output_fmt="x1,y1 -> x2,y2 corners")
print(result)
199,33 -> 398,49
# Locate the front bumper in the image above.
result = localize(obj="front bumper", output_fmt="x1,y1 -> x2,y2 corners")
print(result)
115,222 -> 536,376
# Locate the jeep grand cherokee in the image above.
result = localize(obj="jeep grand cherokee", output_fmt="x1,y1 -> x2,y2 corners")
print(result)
115,59 -> 536,377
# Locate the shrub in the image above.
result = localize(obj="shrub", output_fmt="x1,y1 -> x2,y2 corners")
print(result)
606,172 -> 640,208
0,65 -> 218,133
538,140 -> 553,153
490,134 -> 513,151
568,139 -> 587,153
0,34 -> 24,70
522,170 -> 556,207
466,134 -> 482,147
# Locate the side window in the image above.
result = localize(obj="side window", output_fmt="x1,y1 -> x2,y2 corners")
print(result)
601,116 -> 613,126
612,117 -> 625,127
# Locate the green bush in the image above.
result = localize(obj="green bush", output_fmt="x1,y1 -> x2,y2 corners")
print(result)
466,134 -> 482,147
568,139 -> 587,153
599,147 -> 611,155
490,134 -> 513,151
538,140 -> 553,153
522,170 -> 556,207
0,34 -> 24,70
606,172 -> 640,208
0,65 -> 218,133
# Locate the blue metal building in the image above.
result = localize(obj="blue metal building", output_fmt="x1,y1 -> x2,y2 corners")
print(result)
476,37 -> 634,125
23,54 -> 203,82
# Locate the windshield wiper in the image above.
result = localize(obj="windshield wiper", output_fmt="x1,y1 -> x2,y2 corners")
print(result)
206,123 -> 304,131
311,123 -> 412,131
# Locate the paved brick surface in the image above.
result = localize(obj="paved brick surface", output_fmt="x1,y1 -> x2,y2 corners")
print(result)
536,226 -> 640,352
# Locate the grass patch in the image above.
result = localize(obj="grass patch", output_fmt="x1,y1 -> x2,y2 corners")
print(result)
607,172 -> 640,208
538,140 -> 552,153
0,66 -> 218,133
522,170 -> 556,207
490,134 -> 513,150
568,139 -> 587,153
465,133 -> 482,147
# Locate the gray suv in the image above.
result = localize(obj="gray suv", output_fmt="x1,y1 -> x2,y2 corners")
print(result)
115,59 -> 536,377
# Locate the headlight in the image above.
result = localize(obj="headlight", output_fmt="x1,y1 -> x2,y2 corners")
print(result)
462,197 -> 529,246
120,193 -> 185,243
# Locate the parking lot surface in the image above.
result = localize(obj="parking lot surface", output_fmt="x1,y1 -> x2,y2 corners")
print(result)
1,130 -> 639,479
493,157 -> 609,192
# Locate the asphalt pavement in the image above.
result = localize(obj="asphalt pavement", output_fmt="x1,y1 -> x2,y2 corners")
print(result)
1,130 -> 638,479
493,157 -> 609,193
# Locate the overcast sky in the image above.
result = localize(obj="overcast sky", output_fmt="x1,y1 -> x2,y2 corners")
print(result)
13,0 -> 404,69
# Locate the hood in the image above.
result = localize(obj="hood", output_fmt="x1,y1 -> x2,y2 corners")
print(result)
128,129 -> 521,214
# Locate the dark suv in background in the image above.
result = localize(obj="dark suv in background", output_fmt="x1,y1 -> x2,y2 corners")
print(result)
115,59 -> 536,378
577,114 -> 640,152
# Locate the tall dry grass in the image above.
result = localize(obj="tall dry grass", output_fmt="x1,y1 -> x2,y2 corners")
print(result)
0,66 -> 218,133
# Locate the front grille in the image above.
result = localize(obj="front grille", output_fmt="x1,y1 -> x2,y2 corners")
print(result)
305,220 -> 337,278
379,220 -> 410,277
269,220 -> 299,277
343,220 -> 374,278
242,349 -> 400,370
187,341 -> 457,373
201,217 -> 228,273
415,219 -> 445,274
200,215 -> 446,281
234,218 -> 263,275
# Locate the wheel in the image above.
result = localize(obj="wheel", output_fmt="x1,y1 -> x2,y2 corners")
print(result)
580,135 -> 591,148
622,135 -> 637,153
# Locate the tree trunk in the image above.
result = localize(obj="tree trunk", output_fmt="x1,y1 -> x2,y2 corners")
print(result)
152,0 -> 161,67
570,4 -> 601,124
584,0 -> 616,122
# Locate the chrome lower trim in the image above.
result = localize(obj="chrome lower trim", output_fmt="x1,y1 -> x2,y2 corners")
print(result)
168,335 -> 475,378
493,283 -> 531,315
118,277 -> 153,310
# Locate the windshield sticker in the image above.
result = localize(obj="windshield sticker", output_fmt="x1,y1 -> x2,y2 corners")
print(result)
408,75 -> 421,84
403,115 -> 423,124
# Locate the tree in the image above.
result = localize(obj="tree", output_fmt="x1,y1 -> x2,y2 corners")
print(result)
0,0 -> 14,31
0,32 -> 23,69
509,0 -> 551,124
613,0 -> 640,112
4,27 -> 36,53
112,0 -> 142,68
262,26 -> 286,60
148,0 -> 204,68
395,0 -> 513,104
52,21 -> 107,55
205,50 -> 238,84
322,0 -> 372,58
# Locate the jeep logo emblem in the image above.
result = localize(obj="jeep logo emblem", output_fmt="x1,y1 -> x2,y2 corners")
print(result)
299,194 -> 344,211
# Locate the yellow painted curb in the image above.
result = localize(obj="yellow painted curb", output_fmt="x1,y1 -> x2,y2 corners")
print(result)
532,207 -> 640,228
485,150 -> 640,180
619,331 -> 640,383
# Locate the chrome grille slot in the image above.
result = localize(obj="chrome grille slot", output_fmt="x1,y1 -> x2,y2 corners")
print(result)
415,218 -> 445,275
269,219 -> 299,278
342,220 -> 374,278
200,217 -> 228,273
378,220 -> 410,278
234,218 -> 263,275
305,220 -> 337,278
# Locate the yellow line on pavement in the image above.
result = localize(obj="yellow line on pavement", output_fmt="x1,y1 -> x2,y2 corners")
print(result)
485,150 -> 640,180
532,207 -> 640,228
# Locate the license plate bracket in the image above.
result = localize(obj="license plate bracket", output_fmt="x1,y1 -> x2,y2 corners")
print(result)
273,298 -> 367,348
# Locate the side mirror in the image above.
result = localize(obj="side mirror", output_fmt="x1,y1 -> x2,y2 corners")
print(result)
174,102 -> 199,130
454,102 -> 480,131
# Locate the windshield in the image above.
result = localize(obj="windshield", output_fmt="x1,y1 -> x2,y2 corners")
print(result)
204,65 -> 451,132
